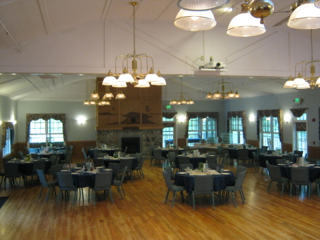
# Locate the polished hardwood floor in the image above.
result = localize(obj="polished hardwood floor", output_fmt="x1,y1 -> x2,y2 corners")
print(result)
1,159 -> 320,240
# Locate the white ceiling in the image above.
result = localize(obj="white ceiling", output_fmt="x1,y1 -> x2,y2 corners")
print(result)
0,0 -> 318,101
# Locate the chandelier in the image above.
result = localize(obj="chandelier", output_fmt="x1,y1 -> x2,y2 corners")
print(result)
102,2 -> 166,88
170,78 -> 194,105
83,86 -> 125,106
177,0 -> 230,11
205,78 -> 240,99
284,30 -> 320,89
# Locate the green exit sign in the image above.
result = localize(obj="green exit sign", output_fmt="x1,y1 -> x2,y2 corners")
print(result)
166,105 -> 172,109
294,98 -> 303,104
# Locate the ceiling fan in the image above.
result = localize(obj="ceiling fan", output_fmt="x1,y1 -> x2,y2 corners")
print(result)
273,0 -> 304,27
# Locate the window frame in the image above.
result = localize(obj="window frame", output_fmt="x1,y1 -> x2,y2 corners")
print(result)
260,116 -> 281,151
187,117 -> 216,146
293,112 -> 308,157
229,116 -> 244,144
162,116 -> 175,148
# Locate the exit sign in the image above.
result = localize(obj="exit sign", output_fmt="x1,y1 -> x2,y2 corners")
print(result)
294,98 -> 303,104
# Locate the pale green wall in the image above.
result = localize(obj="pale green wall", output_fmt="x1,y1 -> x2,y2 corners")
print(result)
0,95 -> 18,147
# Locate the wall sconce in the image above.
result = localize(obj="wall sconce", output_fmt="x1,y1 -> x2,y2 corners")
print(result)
284,114 -> 292,123
249,114 -> 255,122
0,121 -> 2,125
11,120 -> 17,125
177,115 -> 186,123
77,116 -> 86,125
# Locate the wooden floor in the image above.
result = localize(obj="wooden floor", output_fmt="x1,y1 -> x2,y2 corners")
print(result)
1,159 -> 320,240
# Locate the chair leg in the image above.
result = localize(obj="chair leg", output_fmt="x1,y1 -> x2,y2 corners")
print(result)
290,183 -> 292,197
39,186 -> 43,199
268,181 -> 272,193
211,192 -> 215,209
317,183 -> 320,198
117,186 -> 123,199
171,191 -> 177,207
164,189 -> 170,203
239,190 -> 245,204
109,188 -> 114,204
45,187 -> 51,202
231,192 -> 237,208
57,190 -> 61,204
192,192 -> 195,210
240,187 -> 245,200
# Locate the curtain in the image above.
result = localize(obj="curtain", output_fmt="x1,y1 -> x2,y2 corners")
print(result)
1,122 -> 14,149
26,114 -> 67,142
296,122 -> 306,131
185,112 -> 219,138
227,111 -> 246,140
162,112 -> 177,119
257,109 -> 283,142
163,122 -> 174,128
290,108 -> 308,118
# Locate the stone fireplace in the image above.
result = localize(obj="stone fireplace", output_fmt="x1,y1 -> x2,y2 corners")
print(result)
97,129 -> 162,157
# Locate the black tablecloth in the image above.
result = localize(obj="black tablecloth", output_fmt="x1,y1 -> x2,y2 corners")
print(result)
71,169 -> 114,188
279,165 -> 320,182
15,160 -> 52,175
175,156 -> 207,169
95,157 -> 138,170
229,148 -> 256,159
174,171 -> 235,194
259,154 -> 298,168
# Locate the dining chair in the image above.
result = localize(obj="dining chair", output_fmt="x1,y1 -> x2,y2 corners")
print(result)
4,163 -> 22,187
237,149 -> 250,166
119,159 -> 133,181
167,152 -> 177,171
29,160 -> 46,185
50,155 -> 60,166
135,153 -> 143,163
162,171 -> 185,207
112,166 -> 127,199
266,164 -> 289,196
208,163 -> 223,172
36,169 -> 58,202
57,172 -> 78,205
133,158 -> 145,180
50,164 -> 64,180
108,163 -> 120,180
235,166 -> 247,200
82,148 -> 89,160
220,154 -> 228,166
90,171 -> 113,205
164,166 -> 174,182
217,146 -> 224,162
192,175 -> 215,210
93,158 -> 104,168
293,150 -> 303,157
306,158 -> 320,164
60,151 -> 72,169
222,147 -> 230,164
225,171 -> 246,208
177,156 -> 190,170
179,164 -> 193,171
276,158 -> 287,165
153,149 -> 165,167
148,146 -> 156,166
290,167 -> 311,199
206,155 -> 217,165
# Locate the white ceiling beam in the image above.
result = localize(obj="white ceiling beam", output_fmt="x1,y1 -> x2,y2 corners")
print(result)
37,0 -> 52,34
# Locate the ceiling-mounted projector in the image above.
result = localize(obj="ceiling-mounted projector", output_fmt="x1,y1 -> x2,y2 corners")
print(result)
198,56 -> 227,72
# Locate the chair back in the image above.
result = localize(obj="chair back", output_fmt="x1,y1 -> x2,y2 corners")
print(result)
194,175 -> 213,194
119,166 -> 127,183
306,158 -> 320,164
164,166 -> 174,181
18,151 -> 24,160
33,160 -> 47,172
153,149 -> 162,159
135,153 -> 142,163
252,151 -> 258,161
291,167 -> 309,185
293,150 -> 303,157
162,171 -> 173,190
25,147 -> 29,154
262,146 -> 268,151
179,163 -> 193,171
267,165 -> 283,182
94,171 -> 112,190
50,155 -> 60,165
57,172 -> 76,190
149,146 -> 155,157
178,156 -> 190,166
221,154 -> 228,166
82,148 -> 88,159
108,163 -> 119,179
168,152 -> 176,163
206,155 -> 217,164
233,171 -> 246,191
93,158 -> 104,167
222,147 -> 229,155
137,158 -> 145,170
51,164 -> 64,180
64,151 -> 72,164
276,158 -> 286,164
93,149 -> 99,159
265,160 -> 270,167
119,159 -> 132,171
37,169 -> 48,187
236,166 -> 247,178
238,149 -> 249,158
217,146 -> 223,154
207,151 -> 217,156
31,154 -> 39,160
169,149 -> 179,155
4,163 -> 20,177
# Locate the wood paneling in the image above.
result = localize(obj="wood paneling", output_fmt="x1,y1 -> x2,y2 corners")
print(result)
308,146 -> 320,158
282,142 -> 292,153
246,139 -> 259,147
1,160 -> 320,239
66,140 -> 96,159
178,138 -> 186,147
96,77 -> 163,131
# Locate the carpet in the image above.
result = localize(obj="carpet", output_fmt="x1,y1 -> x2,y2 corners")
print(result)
0,197 -> 9,209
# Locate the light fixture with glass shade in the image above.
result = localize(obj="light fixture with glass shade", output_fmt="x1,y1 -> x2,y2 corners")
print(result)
115,91 -> 126,100
248,0 -> 274,24
283,30 -> 320,89
177,0 -> 230,11
174,9 -> 217,31
102,2 -> 165,88
288,0 -> 320,29
169,78 -> 195,105
316,0 -> 320,8
205,78 -> 241,100
227,0 -> 266,37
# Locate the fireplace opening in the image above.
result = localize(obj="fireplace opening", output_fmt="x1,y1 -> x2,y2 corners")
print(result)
121,137 -> 140,153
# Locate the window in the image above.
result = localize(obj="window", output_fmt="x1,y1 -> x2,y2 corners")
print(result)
230,117 -> 244,144
2,128 -> 11,156
188,117 -> 216,146
294,113 -> 307,157
260,116 -> 281,150
162,117 -> 175,148
29,118 -> 64,145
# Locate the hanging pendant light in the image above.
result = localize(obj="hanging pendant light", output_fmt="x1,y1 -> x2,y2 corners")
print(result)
288,1 -> 320,29
174,9 -> 217,31
227,1 -> 266,37
316,0 -> 320,9
248,0 -> 274,24
115,91 -> 126,99
135,80 -> 150,88
177,0 -> 230,11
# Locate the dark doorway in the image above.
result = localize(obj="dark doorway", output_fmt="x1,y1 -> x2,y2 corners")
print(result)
121,137 -> 140,153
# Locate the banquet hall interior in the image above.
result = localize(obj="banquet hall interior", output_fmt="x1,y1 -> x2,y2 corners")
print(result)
1,0 -> 320,239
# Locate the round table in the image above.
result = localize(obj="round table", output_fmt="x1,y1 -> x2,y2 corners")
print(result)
175,155 -> 207,169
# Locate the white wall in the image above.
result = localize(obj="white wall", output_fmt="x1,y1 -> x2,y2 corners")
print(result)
17,101 -> 96,142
